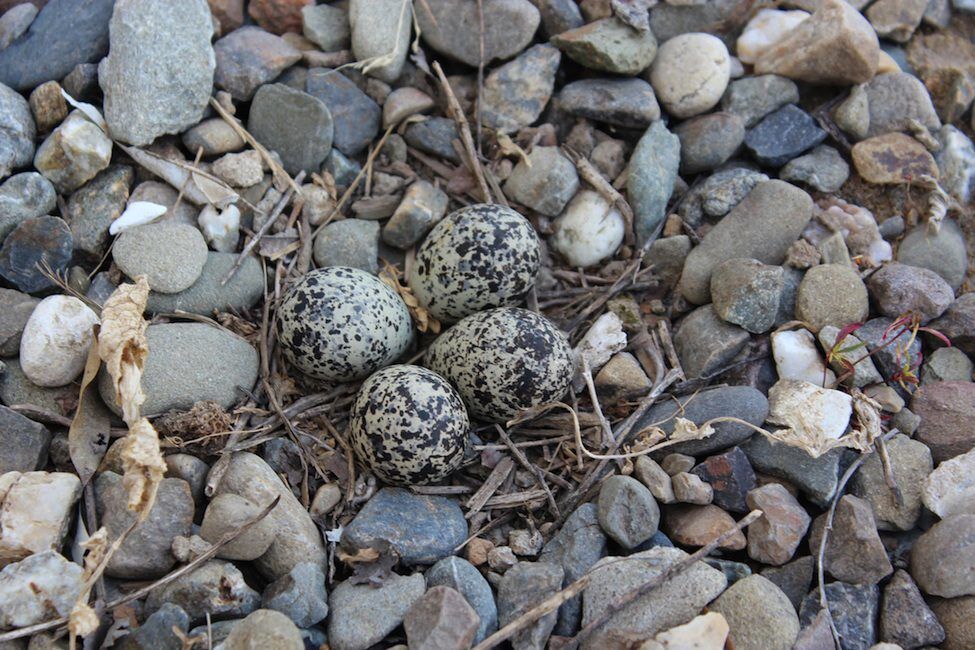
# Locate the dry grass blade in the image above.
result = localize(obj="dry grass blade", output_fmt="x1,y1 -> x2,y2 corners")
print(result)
208,97 -> 297,194
431,60 -> 492,203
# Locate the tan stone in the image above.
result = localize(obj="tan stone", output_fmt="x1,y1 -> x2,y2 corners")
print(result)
907,33 -> 975,124
852,133 -> 938,185
0,472 -> 81,566
663,505 -> 746,551
866,0 -> 927,44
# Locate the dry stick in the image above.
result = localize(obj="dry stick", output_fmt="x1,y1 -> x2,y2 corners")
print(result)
472,509 -> 762,650
495,424 -> 560,518
432,60 -> 492,204
563,147 -> 636,246
465,456 -> 515,520
220,171 -> 305,285
208,97 -> 298,194
476,0 -> 486,155
0,497 -> 280,643
580,356 -> 614,447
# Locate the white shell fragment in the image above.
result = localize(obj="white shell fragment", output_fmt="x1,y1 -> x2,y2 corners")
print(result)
109,201 -> 168,235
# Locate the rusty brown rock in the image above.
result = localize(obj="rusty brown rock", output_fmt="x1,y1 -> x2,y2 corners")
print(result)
911,381 -> 975,462
851,133 -> 938,185
745,483 -> 810,566
663,505 -> 746,551
208,0 -> 244,32
248,0 -> 313,34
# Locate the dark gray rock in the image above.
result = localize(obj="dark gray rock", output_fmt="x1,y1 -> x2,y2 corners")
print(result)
146,253 -> 264,317
262,562 -> 328,628
0,172 -> 56,242
674,112 -> 745,174
0,216 -> 72,294
744,104 -> 827,167
880,569 -> 945,648
0,404 -> 50,473
897,220 -> 968,292
0,83 -> 34,180
910,513 -> 975,598
677,166 -> 768,225
780,145 -> 850,193
403,117 -> 461,164
761,556 -> 814,611
312,219 -> 380,274
597,475 -> 660,549
328,573 -> 425,650
426,556 -> 498,644
497,561 -> 564,650
710,258 -> 786,334
306,69 -> 381,157
117,604 -> 189,650
868,262 -> 954,324
558,78 -> 661,129
213,27 -> 301,101
531,0 -> 583,36
650,0 -> 752,42
248,84 -> 333,176
144,560 -> 260,624
480,44 -> 561,134
66,165 -> 133,260
864,72 -> 941,138
743,435 -> 842,507
0,289 -> 38,357
673,304 -> 750,379
691,447 -> 756,512
799,582 -> 879,650
721,74 -> 800,127
856,317 -> 922,383
808,495 -> 893,585
628,120 -> 680,245
415,0 -> 540,67
341,488 -> 467,565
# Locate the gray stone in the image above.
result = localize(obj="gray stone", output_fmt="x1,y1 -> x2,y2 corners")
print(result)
0,289 -> 37,357
551,17 -> 656,75
382,87 -> 435,128
99,0 -> 215,146
647,235 -> 691,288
795,263 -> 870,333
677,166 -> 769,225
761,556 -> 815,611
650,0 -> 753,42
930,596 -> 975,650
497,561 -> 564,650
808,495 -> 893,585
32,109 -> 110,193
0,215 -> 72,294
558,78 -> 661,129
0,0 -> 113,92
341,488 -> 467,565
223,610 -> 304,650
867,262 -> 954,324
262,562 -> 328,628
480,44 -> 561,134
128,180 -> 199,227
910,514 -> 975,597
672,472 -> 713,504
710,575 -> 800,650
426,556 -> 498,644
65,165 -> 132,260
857,317 -> 922,383
145,560 -> 260,623
710,258 -> 785,333
117,604 -> 189,650
799,582 -> 879,650
745,104 -> 827,167
403,117 -> 460,164
819,231 -> 851,266
416,0 -> 539,68
327,573 -> 425,650
628,120 -> 679,245
0,82 -> 34,180
95,472 -> 194,580
98,323 -> 259,417
930,294 -> 975,356
634,457 -> 676,504
721,74 -> 800,127
674,304 -> 750,379
0,551 -> 82,629
312,219 -> 380,274
539,503 -> 607,635
864,72 -> 941,138
936,125 -> 975,203
594,351 -> 652,401
0,404 -> 50,473
581,547 -> 727,647
383,180 -> 448,249
213,27 -> 301,101
897,220 -> 968,292
0,4 -> 37,51
742,434 -> 842,506
674,112 -> 745,174
745,483 -> 811,565
62,61 -> 101,102
0,358 -> 75,414
165,453 -> 209,508
200,493 -> 277,561
680,180 -> 813,304
146,252 -> 264,316
248,84 -> 333,176
531,0 -> 583,35
302,3 -> 350,52
850,433 -> 932,531
113,222 -> 208,294
348,0 -> 411,83
306,68 -> 381,157
880,569 -> 945,649
503,146 -> 579,217
780,145 -> 850,192
182,119 -> 247,157
405,586 -> 480,650
0,172 -> 54,241
922,347 -> 973,384
597,475 -> 660,549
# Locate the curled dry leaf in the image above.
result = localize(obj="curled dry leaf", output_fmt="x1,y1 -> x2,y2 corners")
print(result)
121,418 -> 167,516
99,278 -> 149,423
379,264 -> 440,334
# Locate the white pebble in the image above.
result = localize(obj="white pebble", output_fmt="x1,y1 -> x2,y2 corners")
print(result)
109,201 -> 167,235
772,329 -> 836,387
198,204 -> 241,253
650,33 -> 731,119
768,378 -> 853,443
20,296 -> 99,387
736,9 -> 809,64
550,190 -> 624,268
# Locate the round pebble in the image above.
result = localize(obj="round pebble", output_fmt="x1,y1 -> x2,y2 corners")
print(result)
550,190 -> 625,268
795,263 -> 869,332
200,493 -> 277,561
112,222 -> 208,294
649,33 -> 731,119
19,295 -> 99,388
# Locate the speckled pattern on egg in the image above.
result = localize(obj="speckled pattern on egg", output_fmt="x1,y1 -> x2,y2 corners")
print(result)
349,365 -> 470,485
277,267 -> 414,382
407,204 -> 541,324
425,307 -> 574,423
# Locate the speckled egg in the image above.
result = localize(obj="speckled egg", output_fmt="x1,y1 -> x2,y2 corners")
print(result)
407,204 -> 541,324
277,267 -> 413,382
349,364 -> 470,485
425,307 -> 574,423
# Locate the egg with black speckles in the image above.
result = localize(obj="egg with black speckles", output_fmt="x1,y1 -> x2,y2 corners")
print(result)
407,204 -> 541,324
349,364 -> 470,485
277,267 -> 414,382
425,307 -> 574,423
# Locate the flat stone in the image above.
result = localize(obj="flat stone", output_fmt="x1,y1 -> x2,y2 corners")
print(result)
480,44 -> 560,134
880,569 -> 945,648
673,304 -> 750,379
0,83 -> 34,180
863,72 -> 941,138
0,4 -> 38,51
426,556 -> 498,644
923,447 -> 975,518
597,475 -> 659,549
200,492 -> 276,561
0,359 -> 75,415
504,146 -> 578,217
213,27 -> 301,102
552,17 -> 656,75
312,218 -> 379,274
117,603 -> 189,650
248,83 -> 333,176
721,74 -> 800,127
558,78 -> 660,129
850,433 -> 931,531
869,262 -> 954,325
382,87 -> 435,129
647,235 -> 691,288
594,351 -> 652,402
911,381 -> 975,462
634,457 -> 676,504
675,111 -> 745,174
348,0 -> 411,83
853,133 -> 939,186
33,110 -> 112,194
745,104 -> 827,167
146,252 -> 263,317
182,119 -> 246,157
403,117 -> 460,163
66,165 -> 132,260
930,596 -> 975,650
856,317 -> 922,384
497,562 -> 564,650
867,0 -> 927,42
897,220 -> 968,292
0,172 -> 55,242
0,216 -> 72,294
533,0 -> 583,36
404,586 -> 479,650
113,222 -> 208,294
780,145 -> 850,192
672,472 -> 713,505
663,504 -> 746,551
99,0 -> 214,146
650,0 -> 753,42
768,378 -> 853,443
144,559 -> 260,623
628,120 -> 679,244
910,514 -> 975,597
261,561 -> 328,628
743,435 -> 842,506
799,582 -> 879,650
710,258 -> 785,333
383,181 -> 448,249
691,447 -> 755,512
0,551 -> 82,629
747,483 -> 811,566
224,609 -> 305,650
305,68 -> 380,157
809,495 -> 893,585
709,575 -> 800,650
930,294 -> 975,356
923,346 -> 973,385
416,0 -> 539,67
302,3 -> 349,51
326,573 -> 420,650
795,264 -> 869,333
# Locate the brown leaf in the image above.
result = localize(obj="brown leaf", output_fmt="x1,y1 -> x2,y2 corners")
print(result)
98,277 -> 150,424
379,264 -> 441,334
69,330 -> 110,486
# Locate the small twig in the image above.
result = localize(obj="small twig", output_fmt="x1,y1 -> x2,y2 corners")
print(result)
563,147 -> 636,246
208,97 -> 298,194
581,357 -> 614,447
465,457 -> 515,519
494,424 -> 560,518
432,60 -> 492,203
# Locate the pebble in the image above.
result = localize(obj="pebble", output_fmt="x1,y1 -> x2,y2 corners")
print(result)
597,474 -> 660,549
910,514 -> 975,597
628,120 -> 679,244
164,454 -> 209,509
594,351 -> 652,401
558,78 -> 661,129
382,87 -> 435,129
931,294 -> 975,356
497,562 -> 564,649
854,317 -> 921,386
634,457 -> 676,504
674,304 -> 750,379
28,81 -> 68,135
863,72 -> 941,138
200,493 -> 277,561
550,190 -> 624,268
897,220 -> 968,292
261,561 -> 328,628
403,117 -> 460,163
0,551 -> 82,629
416,0 -> 539,67
0,83 -> 34,180
880,570 -> 946,648
691,447 -> 756,512
754,0 -> 879,85
743,435 -> 842,506
0,360 -> 74,418
383,180 -> 448,249
780,145 -> 850,192
426,556 -> 498,644
95,472 -> 194,579
935,125 -> 975,203
98,323 -> 258,416
342,488 -> 467,565
711,258 -> 785,333
0,3 -> 37,50
852,433 -> 932,531
721,74 -> 799,128
911,381 -> 975,462
66,165 -> 132,260
672,472 -> 713,505
208,0 -> 245,32
710,575 -> 800,650
313,218 -> 380,274
113,222 -> 208,294
680,180 -> 812,304
19,295 -> 98,388
487,545 -> 517,572
404,586 -> 480,650
0,471 -> 80,562
582,546 -> 727,645
504,146 -> 579,217
923,447 -> 975,518
868,262 -> 954,324
182,118 -> 246,157
146,252 -> 263,316
852,133 -> 939,185
551,17 -> 656,75
480,44 -> 561,134
328,573 -> 425,650
744,104 -> 826,167
145,559 -> 260,623
923,347 -> 973,385
663,504 -> 746,551
809,495 -> 893,585
99,0 -> 214,146
117,603 -> 189,650
795,263 -> 869,333
248,83 -> 333,175
62,61 -> 101,101
649,33 -> 730,119
930,597 -> 975,650
661,453 -> 697,476
0,216 -> 73,294
736,9 -> 810,64
223,609 -> 303,650
799,582 -> 879,650
746,483 -> 810,565
33,110 -> 112,193
647,235 -> 692,288
302,3 -> 349,52
674,112 -> 745,174
771,329 -> 835,386
761,556 -> 814,610
306,68 -> 380,157
0,289 -> 37,358
0,172 -> 55,241
678,166 -> 768,224
348,0 -> 412,83
867,0 -> 927,42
